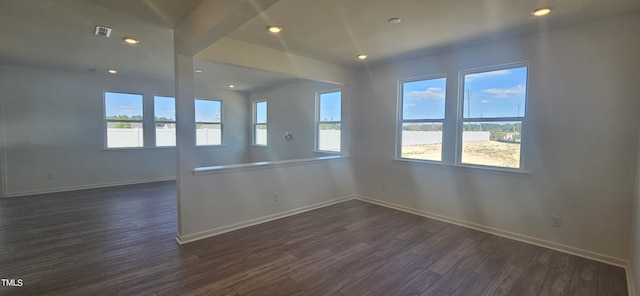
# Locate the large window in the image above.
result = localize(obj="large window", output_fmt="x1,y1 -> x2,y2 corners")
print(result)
399,77 -> 446,162
104,92 -> 143,148
253,101 -> 267,146
396,63 -> 528,170
316,91 -> 341,153
154,96 -> 176,147
460,66 -> 528,169
195,99 -> 222,146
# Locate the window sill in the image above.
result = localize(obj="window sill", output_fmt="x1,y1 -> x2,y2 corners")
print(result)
193,155 -> 349,176
392,158 -> 530,176
251,145 -> 268,148
313,150 -> 342,155
195,145 -> 226,148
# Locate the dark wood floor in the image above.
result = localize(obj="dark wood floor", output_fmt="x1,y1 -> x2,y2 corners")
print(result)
0,182 -> 628,296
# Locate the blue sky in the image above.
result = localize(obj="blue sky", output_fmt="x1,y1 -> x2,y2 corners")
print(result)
195,99 -> 221,122
319,91 -> 341,121
256,101 -> 267,123
105,92 -> 143,117
154,96 -> 175,120
403,67 -> 527,120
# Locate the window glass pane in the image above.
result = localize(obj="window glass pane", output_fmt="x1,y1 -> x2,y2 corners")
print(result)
105,92 -> 143,148
154,96 -> 175,147
255,124 -> 267,146
195,99 -> 221,123
463,67 -> 527,118
196,123 -> 221,145
256,101 -> 267,124
402,78 -> 446,120
461,121 -> 522,168
105,92 -> 143,120
154,96 -> 175,121
106,122 -> 143,148
319,91 -> 341,121
401,123 -> 443,161
318,123 -> 340,152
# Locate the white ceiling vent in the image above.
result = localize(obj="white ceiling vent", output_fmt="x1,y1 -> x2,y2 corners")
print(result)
94,25 -> 112,38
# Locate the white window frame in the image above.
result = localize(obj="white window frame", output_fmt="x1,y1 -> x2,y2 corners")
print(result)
315,90 -> 342,153
252,100 -> 267,147
104,91 -> 144,149
195,99 -> 223,147
153,95 -> 176,147
456,63 -> 529,171
396,74 -> 447,163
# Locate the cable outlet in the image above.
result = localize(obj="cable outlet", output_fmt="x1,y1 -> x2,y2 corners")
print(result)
274,192 -> 280,201
551,215 -> 561,227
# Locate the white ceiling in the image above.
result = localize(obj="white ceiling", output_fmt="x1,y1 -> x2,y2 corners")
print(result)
1,0 -> 638,91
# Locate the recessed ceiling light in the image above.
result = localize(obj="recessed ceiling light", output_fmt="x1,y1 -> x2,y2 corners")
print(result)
123,37 -> 139,44
194,69 -> 203,73
107,69 -> 117,74
229,84 -> 236,88
388,17 -> 401,24
531,6 -> 553,17
266,25 -> 283,33
357,54 -> 368,60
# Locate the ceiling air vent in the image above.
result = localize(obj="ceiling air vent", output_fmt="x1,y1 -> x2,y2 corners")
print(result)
94,25 -> 112,38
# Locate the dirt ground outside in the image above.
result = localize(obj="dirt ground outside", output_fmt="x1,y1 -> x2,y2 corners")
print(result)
401,140 -> 521,168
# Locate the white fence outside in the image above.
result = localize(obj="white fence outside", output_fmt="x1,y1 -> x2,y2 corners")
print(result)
402,131 -> 490,145
108,129 -> 482,149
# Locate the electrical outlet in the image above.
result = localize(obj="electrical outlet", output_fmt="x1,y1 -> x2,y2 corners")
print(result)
381,182 -> 387,192
274,192 -> 280,201
551,215 -> 561,227
47,174 -> 54,180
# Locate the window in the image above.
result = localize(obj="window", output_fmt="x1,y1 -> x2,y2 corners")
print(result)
195,99 -> 222,146
253,101 -> 267,146
104,92 -> 143,148
154,96 -> 176,147
317,91 -> 341,152
398,77 -> 446,161
459,66 -> 527,169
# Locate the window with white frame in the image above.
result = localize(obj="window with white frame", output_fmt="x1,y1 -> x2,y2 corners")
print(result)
195,99 -> 222,146
317,91 -> 341,153
398,76 -> 446,162
104,92 -> 144,148
154,96 -> 176,147
253,101 -> 267,146
459,65 -> 528,169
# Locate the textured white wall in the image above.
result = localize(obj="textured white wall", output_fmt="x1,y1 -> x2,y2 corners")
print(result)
631,126 -> 640,294
352,14 -> 640,261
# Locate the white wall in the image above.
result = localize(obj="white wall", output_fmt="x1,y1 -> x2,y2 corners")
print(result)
0,65 -> 249,196
248,80 -> 342,162
353,14 -> 640,261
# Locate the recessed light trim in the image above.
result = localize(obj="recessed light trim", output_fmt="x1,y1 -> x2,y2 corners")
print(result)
531,6 -> 553,17
357,54 -> 368,60
107,69 -> 117,74
123,37 -> 139,44
266,25 -> 283,33
228,84 -> 236,88
195,69 -> 203,73
388,17 -> 401,24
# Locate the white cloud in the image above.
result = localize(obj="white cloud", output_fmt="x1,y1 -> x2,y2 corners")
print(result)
482,85 -> 526,98
404,103 -> 417,108
119,104 -> 138,112
480,100 -> 491,104
465,69 -> 510,81
406,87 -> 445,100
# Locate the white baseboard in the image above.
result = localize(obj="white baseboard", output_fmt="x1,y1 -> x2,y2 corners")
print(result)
176,195 -> 356,245
353,195 -> 629,268
5,177 -> 176,197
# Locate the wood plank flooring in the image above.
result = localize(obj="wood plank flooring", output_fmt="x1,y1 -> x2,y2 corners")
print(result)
0,182 -> 628,295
